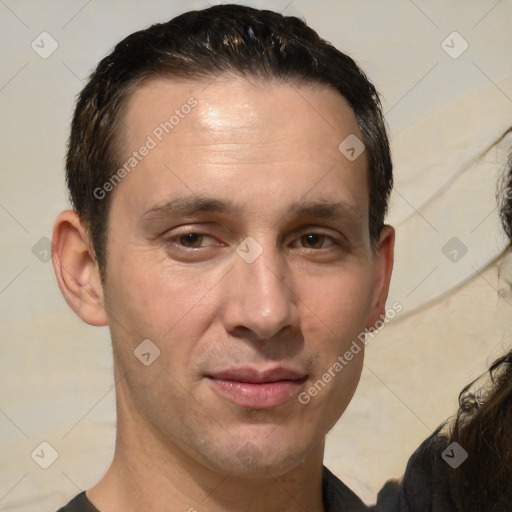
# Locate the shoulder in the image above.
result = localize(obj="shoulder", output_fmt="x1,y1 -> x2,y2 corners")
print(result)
56,491 -> 100,512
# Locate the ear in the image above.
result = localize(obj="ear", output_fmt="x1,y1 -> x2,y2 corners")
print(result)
51,210 -> 108,326
366,225 -> 395,329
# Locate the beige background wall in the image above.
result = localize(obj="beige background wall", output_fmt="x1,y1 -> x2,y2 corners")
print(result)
1,0 -> 512,509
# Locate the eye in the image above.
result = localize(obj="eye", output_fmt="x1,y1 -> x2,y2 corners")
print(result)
179,233 -> 202,248
297,233 -> 335,249
178,232 -> 216,248
161,229 -> 224,262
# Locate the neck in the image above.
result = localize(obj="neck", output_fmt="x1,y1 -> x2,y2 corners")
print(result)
87,378 -> 325,512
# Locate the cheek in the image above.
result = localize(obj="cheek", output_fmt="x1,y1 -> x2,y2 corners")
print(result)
104,247 -> 222,339
297,337 -> 364,436
296,265 -> 372,415
102,248 -> 231,393
299,266 -> 374,346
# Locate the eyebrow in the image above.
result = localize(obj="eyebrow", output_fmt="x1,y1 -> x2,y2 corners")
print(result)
288,200 -> 362,225
141,196 -> 240,221
141,195 -> 363,226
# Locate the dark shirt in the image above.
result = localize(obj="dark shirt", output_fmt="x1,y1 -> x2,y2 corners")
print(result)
373,428 -> 455,512
57,491 -> 98,512
323,466 -> 371,511
57,466 -> 370,511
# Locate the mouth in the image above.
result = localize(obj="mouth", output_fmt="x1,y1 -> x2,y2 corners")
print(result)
205,367 -> 307,409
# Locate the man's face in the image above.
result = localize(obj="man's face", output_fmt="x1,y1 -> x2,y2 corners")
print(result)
101,76 -> 391,477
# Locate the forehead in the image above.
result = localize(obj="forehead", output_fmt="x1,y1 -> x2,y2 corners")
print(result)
121,74 -> 361,147
115,75 -> 369,223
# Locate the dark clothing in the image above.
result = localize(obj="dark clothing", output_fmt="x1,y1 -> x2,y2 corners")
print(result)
57,466 -> 369,511
57,491 -> 99,512
322,466 -> 371,511
373,428 -> 455,512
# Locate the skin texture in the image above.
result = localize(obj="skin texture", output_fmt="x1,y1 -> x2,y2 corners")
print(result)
52,76 -> 394,512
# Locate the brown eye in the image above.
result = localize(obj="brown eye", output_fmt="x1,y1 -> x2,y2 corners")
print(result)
301,233 -> 327,249
179,233 -> 204,247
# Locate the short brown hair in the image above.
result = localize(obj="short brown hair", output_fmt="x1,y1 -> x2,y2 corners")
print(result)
66,4 -> 393,278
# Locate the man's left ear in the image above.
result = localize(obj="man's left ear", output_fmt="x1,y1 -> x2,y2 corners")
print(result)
51,210 -> 109,326
366,225 -> 395,328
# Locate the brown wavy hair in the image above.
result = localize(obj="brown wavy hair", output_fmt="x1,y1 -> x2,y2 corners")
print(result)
449,128 -> 512,512
449,352 -> 512,511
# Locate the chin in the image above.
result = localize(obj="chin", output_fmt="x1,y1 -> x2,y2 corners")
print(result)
198,435 -> 316,479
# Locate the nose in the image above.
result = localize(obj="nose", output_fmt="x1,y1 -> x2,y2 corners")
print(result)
221,241 -> 299,341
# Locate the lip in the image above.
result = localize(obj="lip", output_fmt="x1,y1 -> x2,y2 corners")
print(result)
206,367 -> 307,409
